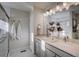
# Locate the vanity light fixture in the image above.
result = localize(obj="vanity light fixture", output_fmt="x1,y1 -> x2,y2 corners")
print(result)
43,2 -> 78,16
63,2 -> 70,10
52,11 -> 55,14
43,13 -> 47,16
49,9 -> 53,15
46,11 -> 50,16
66,6 -> 69,10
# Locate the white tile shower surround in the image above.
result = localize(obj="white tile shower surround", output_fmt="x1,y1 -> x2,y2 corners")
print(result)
8,48 -> 36,57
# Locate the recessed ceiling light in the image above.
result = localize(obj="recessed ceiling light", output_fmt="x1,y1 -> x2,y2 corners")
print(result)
52,11 -> 55,14
50,9 -> 53,13
66,6 -> 69,10
46,11 -> 49,14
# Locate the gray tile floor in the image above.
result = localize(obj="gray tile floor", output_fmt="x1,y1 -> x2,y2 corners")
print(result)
8,48 -> 36,57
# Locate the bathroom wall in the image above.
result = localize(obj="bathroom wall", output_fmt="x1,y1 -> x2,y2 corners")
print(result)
29,7 -> 45,53
0,7 -> 8,56
29,7 -> 34,53
9,8 -> 30,51
34,7 -> 44,35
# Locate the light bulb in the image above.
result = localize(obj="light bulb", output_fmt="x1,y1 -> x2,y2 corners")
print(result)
43,13 -> 47,16
45,11 -> 49,16
56,5 -> 60,11
50,10 -> 53,13
49,10 -> 53,15
63,2 -> 67,7
52,11 -> 55,14
46,11 -> 49,14
59,8 -> 62,11
66,6 -> 69,10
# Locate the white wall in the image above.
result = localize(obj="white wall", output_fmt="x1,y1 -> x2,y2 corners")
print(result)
34,7 -> 44,35
9,8 -> 30,51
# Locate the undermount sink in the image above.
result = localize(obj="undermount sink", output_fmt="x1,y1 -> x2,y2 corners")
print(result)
56,40 -> 76,49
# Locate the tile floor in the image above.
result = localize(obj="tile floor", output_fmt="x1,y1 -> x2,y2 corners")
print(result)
8,48 -> 36,57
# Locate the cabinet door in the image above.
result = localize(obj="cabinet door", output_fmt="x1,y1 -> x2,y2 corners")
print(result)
36,42 -> 41,56
45,48 -> 55,57
35,39 -> 41,57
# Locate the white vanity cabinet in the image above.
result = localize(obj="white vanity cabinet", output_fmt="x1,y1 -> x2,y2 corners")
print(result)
45,43 -> 74,57
45,43 -> 60,57
34,38 -> 41,57
34,37 -> 75,57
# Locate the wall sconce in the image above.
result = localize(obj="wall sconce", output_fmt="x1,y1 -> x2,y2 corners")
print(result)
43,2 -> 79,16
49,9 -> 53,15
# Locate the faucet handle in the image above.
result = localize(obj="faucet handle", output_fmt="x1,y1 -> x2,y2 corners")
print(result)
63,37 -> 67,42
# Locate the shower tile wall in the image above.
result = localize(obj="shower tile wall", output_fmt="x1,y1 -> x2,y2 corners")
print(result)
9,8 -> 30,51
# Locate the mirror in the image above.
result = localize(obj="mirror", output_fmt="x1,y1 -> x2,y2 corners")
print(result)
45,3 -> 79,40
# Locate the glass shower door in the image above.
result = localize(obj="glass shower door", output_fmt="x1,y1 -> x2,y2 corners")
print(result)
0,19 -> 9,57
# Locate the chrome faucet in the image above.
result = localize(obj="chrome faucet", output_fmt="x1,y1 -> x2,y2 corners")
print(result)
63,36 -> 69,42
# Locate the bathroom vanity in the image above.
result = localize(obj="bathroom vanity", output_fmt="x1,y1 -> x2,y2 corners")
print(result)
34,36 -> 79,57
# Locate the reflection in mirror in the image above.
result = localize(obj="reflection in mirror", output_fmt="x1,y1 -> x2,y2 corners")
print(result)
45,3 -> 79,40
0,18 -> 9,43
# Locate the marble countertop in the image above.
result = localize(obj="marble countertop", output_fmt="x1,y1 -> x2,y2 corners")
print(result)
35,36 -> 79,57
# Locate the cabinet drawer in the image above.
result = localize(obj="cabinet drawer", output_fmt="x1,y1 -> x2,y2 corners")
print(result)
35,39 -> 41,43
45,48 -> 55,57
46,43 -> 74,57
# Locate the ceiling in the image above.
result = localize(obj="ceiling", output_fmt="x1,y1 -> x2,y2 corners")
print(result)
1,2 -> 56,12
1,2 -> 33,12
25,2 -> 56,10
